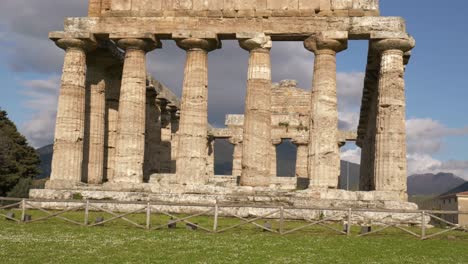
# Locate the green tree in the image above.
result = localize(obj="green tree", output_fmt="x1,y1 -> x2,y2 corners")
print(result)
0,108 -> 41,197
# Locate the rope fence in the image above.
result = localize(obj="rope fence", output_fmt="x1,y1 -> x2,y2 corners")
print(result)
1,197 -> 467,240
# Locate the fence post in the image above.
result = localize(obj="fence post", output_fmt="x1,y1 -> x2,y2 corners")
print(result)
347,208 -> 352,236
213,202 -> 219,232
20,199 -> 26,223
84,200 -> 90,226
421,211 -> 426,240
146,202 -> 151,230
280,206 -> 284,235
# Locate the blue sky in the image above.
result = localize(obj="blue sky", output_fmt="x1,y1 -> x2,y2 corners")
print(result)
0,0 -> 467,178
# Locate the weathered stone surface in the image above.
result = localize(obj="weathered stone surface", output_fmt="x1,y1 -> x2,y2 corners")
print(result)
92,0 -> 379,17
305,33 -> 347,189
373,37 -> 415,196
239,34 -> 273,187
42,2 -> 416,214
175,38 -> 219,185
111,37 -> 159,184
47,35 -> 97,189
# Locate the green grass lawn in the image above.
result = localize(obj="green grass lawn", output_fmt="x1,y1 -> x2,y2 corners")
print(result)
0,209 -> 467,264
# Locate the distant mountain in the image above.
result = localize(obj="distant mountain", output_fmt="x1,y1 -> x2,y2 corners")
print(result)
407,173 -> 466,196
36,144 -> 53,179
441,182 -> 468,196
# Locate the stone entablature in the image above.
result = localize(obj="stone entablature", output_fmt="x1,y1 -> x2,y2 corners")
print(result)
89,0 -> 379,18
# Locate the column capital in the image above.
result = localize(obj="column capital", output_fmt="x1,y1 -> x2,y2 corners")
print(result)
50,31 -> 98,52
272,138 -> 282,145
304,32 -> 348,55
110,33 -> 161,52
238,33 -> 272,52
292,138 -> 309,146
176,38 -> 220,52
373,37 -> 415,54
229,135 -> 243,145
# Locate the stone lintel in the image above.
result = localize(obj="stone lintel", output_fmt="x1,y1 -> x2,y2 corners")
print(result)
49,31 -> 96,41
63,16 -> 408,41
319,30 -> 349,40
370,31 -> 409,40
225,114 -> 245,127
172,31 -> 218,40
208,128 -> 233,139
338,131 -> 358,142
148,77 -> 181,109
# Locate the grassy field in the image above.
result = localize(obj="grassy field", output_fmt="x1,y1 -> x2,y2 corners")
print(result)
0,209 -> 467,264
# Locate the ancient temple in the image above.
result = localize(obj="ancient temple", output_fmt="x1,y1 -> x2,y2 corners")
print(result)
31,0 -> 417,211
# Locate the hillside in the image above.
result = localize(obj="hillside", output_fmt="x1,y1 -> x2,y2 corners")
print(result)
407,173 -> 466,196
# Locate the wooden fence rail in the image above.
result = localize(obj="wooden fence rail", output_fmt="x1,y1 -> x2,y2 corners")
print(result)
1,197 -> 467,240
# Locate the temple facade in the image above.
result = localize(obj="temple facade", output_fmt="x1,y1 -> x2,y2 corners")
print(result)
31,0 -> 417,211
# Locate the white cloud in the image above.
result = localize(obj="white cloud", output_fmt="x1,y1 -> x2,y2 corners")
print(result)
408,154 -> 468,180
341,148 -> 362,164
406,118 -> 468,155
19,76 -> 60,148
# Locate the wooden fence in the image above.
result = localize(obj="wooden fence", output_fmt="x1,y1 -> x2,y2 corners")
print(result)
1,197 -> 467,240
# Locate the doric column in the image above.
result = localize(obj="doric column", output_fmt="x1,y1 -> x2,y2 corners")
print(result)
271,139 -> 282,177
373,37 -> 415,195
159,101 -> 173,173
228,136 -> 243,178
168,106 -> 180,173
358,52 -> 380,191
110,35 -> 160,184
144,85 -> 161,180
238,33 -> 273,187
206,136 -> 215,177
104,66 -> 122,182
47,34 -> 97,189
175,37 -> 219,185
86,62 -> 106,184
293,139 -> 309,179
304,32 -> 347,189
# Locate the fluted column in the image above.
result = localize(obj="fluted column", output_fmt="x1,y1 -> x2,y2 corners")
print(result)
206,136 -> 215,177
271,139 -> 282,177
239,34 -> 273,187
358,53 -> 380,191
144,86 -> 161,180
48,36 -> 97,189
169,106 -> 180,173
86,63 -> 106,184
229,136 -> 243,177
175,38 -> 219,185
159,102 -> 173,173
373,38 -> 415,195
104,66 -> 122,182
304,33 -> 347,189
111,36 -> 159,184
293,141 -> 309,179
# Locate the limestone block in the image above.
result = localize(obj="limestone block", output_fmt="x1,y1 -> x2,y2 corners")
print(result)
353,0 -> 379,10
331,0 -> 352,10
173,0 -> 193,9
267,0 -> 299,10
299,0 -> 320,10
111,0 -> 131,10
88,0 -> 103,16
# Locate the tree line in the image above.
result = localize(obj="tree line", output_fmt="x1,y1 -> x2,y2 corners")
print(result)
0,108 -> 41,197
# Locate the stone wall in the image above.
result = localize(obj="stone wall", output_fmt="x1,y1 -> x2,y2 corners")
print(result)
88,0 -> 379,17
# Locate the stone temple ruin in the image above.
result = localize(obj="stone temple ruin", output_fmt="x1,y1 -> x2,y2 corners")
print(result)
31,0 -> 417,213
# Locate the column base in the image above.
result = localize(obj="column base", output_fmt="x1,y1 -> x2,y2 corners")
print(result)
102,182 -> 151,192
45,179 -> 85,190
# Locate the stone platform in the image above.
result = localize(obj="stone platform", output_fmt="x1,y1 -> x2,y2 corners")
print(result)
30,175 -> 420,224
